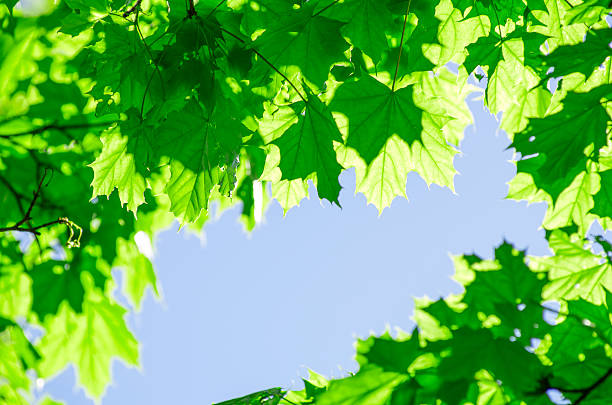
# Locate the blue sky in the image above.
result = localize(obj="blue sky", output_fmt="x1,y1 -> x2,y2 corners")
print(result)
40,93 -> 551,404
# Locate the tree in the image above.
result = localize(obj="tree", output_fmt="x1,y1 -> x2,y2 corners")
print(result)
0,0 -> 611,403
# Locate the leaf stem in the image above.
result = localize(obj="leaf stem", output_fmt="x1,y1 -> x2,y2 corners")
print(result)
219,27 -> 308,102
392,0 -> 412,92
205,0 -> 227,19
573,368 -> 612,404
187,0 -> 197,17
313,0 -> 341,17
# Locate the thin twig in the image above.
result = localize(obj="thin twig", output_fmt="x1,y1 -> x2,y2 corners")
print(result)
0,219 -> 67,236
122,0 -> 142,17
392,0 -> 412,92
0,170 -> 54,236
0,171 -> 80,246
187,0 -> 197,17
17,171 -> 47,228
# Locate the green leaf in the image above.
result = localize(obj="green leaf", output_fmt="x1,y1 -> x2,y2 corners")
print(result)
464,29 -> 547,78
568,293 -> 612,345
543,170 -> 598,231
434,328 -> 545,397
89,128 -> 147,214
38,398 -> 65,405
592,169 -> 612,219
37,293 -> 139,399
30,262 -> 85,320
271,179 -> 309,214
331,76 -> 423,164
116,238 -> 158,311
357,331 -> 421,373
532,230 -> 612,304
338,0 -> 394,63
251,3 -> 349,86
563,0 -> 611,25
156,100 -> 244,222
272,88 -> 343,204
213,387 -> 283,405
544,28 -> 612,79
353,135 -> 412,213
315,366 -> 408,405
409,112 -> 458,191
512,86 -> 612,199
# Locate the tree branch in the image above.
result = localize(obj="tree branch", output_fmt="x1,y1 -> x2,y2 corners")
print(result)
0,171 -> 50,235
0,171 -> 81,247
0,169 -> 48,235
0,219 -> 64,236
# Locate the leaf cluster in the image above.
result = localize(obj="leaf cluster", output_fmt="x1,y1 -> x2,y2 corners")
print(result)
0,0 -> 611,403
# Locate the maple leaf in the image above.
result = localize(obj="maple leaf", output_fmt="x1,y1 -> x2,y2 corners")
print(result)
464,28 -> 547,78
356,331 -> 421,374
543,28 -> 612,79
155,99 -> 245,222
451,0 -> 528,23
250,2 -> 349,86
30,261 -> 85,320
332,0 -> 394,63
37,293 -> 138,399
272,87 -> 343,204
353,135 -> 412,213
543,170 -> 598,231
563,0 -> 612,25
331,76 -> 423,164
316,365 -> 408,405
89,127 -> 147,214
512,85 -> 612,199
532,230 -> 612,305
116,238 -> 158,311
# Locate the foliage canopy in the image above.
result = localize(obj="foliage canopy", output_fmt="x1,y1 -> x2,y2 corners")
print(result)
1,0 -> 612,403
